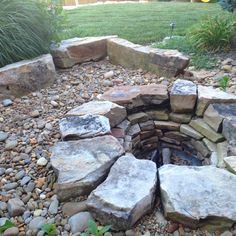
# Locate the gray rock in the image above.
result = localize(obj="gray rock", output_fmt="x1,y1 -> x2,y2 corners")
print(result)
7,198 -> 25,217
2,99 -> 13,107
4,182 -> 18,191
59,115 -> 111,140
159,164 -> 236,231
87,153 -> 157,230
162,148 -> 171,165
0,201 -> 7,211
68,211 -> 93,233
36,157 -> 48,166
0,54 -> 56,99
0,167 -> 6,176
67,100 -> 127,128
15,170 -> 25,180
170,79 -> 197,113
3,226 -> 19,236
5,139 -> 18,150
20,176 -> 31,186
48,198 -> 59,215
224,156 -> 236,174
223,117 -> 236,143
29,217 -> 46,230
62,201 -> 88,217
0,131 -> 8,142
51,135 -> 124,200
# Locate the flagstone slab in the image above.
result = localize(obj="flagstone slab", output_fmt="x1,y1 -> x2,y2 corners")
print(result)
66,101 -> 127,128
159,164 -> 236,231
87,153 -> 157,230
51,135 -> 125,201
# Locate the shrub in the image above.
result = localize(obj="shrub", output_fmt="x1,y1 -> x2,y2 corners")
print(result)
219,0 -> 236,12
0,0 -> 63,67
188,16 -> 236,52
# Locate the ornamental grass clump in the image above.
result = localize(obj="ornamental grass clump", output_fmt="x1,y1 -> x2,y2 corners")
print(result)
188,15 -> 236,52
0,0 -> 63,67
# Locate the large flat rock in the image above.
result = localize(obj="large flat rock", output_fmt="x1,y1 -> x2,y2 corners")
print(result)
204,103 -> 236,132
159,164 -> 236,230
0,54 -> 56,100
107,38 -> 189,77
87,153 -> 157,230
51,135 -> 124,201
59,115 -> 110,140
196,86 -> 236,116
51,36 -> 116,68
170,79 -> 197,113
100,84 -> 168,110
66,101 -> 126,128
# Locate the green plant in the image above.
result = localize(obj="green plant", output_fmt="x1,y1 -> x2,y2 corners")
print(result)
0,0 -> 64,67
188,15 -> 236,52
41,223 -> 57,236
218,75 -> 231,91
81,220 -> 112,236
0,220 -> 15,233
220,0 -> 236,12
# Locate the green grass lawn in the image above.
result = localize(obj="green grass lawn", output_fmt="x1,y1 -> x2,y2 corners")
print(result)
62,2 -> 222,44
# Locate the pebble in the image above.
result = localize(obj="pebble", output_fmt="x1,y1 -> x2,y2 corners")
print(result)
68,211 -> 93,233
104,70 -> 114,79
34,209 -> 43,217
20,176 -> 31,186
5,139 -> 18,150
2,99 -> 13,107
0,167 -> 6,176
36,157 -> 48,166
0,201 -> 7,211
15,170 -> 25,180
51,100 -> 59,107
7,198 -> 25,217
30,110 -> 40,118
3,226 -> 19,236
0,131 -> 8,142
48,198 -> 59,215
4,182 -> 18,191
29,217 -> 46,230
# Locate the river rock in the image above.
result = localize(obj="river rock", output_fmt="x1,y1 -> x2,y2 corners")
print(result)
59,115 -> 110,140
29,217 -> 46,230
87,153 -> 157,230
51,135 -> 124,201
196,86 -> 236,116
3,227 -> 19,236
170,79 -> 197,113
7,198 -> 25,217
100,84 -> 168,110
67,101 -> 126,128
159,164 -> 236,231
51,36 -> 116,68
0,54 -> 56,99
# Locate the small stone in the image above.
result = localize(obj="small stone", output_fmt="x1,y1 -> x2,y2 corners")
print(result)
15,170 -> 25,180
0,131 -> 8,142
29,217 -> 46,230
20,176 -> 31,186
51,100 -> 59,107
4,182 -> 18,191
30,110 -> 40,118
37,157 -> 48,166
34,209 -> 42,217
2,99 -> 13,107
0,167 -> 5,176
62,201 -> 88,217
0,202 -> 7,211
3,227 -> 19,236
103,80 -> 114,87
68,212 -> 93,233
104,71 -> 114,79
48,198 -> 59,215
7,198 -> 25,217
5,139 -> 18,150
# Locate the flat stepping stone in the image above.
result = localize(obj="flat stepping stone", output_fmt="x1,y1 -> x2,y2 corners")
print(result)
51,36 -> 116,68
51,135 -> 124,201
196,85 -> 236,116
67,101 -> 126,128
59,115 -> 110,140
170,79 -> 197,113
159,164 -> 236,230
87,153 -> 157,230
100,84 -> 168,110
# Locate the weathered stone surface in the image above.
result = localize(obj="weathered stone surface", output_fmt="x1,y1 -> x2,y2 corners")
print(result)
223,117 -> 236,142
224,156 -> 236,174
154,121 -> 180,131
127,124 -> 141,138
51,135 -> 124,200
159,164 -> 236,230
67,101 -> 126,128
204,103 -> 236,132
146,109 -> 169,121
170,79 -> 197,113
51,36 -> 116,68
202,138 -> 217,152
87,153 -> 157,230
190,119 -> 225,143
127,112 -> 149,125
164,131 -> 189,141
59,115 -> 110,140
169,112 -> 192,124
100,84 -> 168,110
107,38 -> 189,77
216,141 -> 228,168
190,139 -> 210,157
7,198 -> 25,217
139,120 -> 155,131
180,124 -> 203,140
0,54 -> 56,100
196,86 -> 236,116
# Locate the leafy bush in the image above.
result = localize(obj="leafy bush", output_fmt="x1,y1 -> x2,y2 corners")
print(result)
219,0 -> 236,12
188,16 -> 236,52
0,0 -> 63,67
